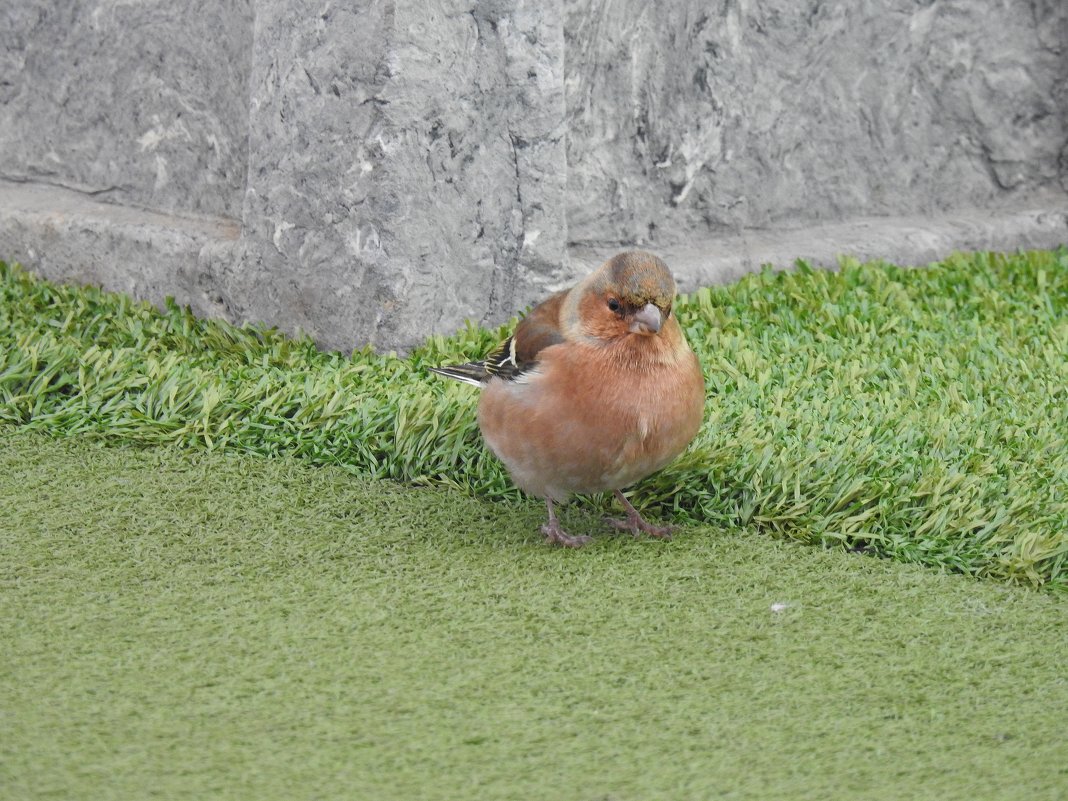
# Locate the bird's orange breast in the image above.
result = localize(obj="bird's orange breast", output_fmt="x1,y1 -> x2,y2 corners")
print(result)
476,326 -> 705,501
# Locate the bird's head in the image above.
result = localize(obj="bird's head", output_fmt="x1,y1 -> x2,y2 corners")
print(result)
572,251 -> 678,341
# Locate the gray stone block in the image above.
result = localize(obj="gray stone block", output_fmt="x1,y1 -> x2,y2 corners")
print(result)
573,202 -> 1068,292
0,0 -> 253,219
564,0 -> 1068,246
222,0 -> 570,350
0,179 -> 238,312
0,0 -> 1066,352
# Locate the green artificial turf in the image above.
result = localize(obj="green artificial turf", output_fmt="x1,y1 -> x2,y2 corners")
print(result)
2,430 -> 1067,801
1,251 -> 1067,587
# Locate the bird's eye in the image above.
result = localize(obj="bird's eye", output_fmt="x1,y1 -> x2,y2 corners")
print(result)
607,298 -> 621,313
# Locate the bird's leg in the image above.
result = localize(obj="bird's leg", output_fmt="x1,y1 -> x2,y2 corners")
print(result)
606,490 -> 673,540
540,498 -> 592,548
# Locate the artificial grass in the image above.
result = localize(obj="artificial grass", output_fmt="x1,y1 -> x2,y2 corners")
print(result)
1,251 -> 1067,587
2,430 -> 1067,801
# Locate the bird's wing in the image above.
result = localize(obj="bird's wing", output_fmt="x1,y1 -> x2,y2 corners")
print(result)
484,289 -> 568,380
429,289 -> 569,385
426,361 -> 490,386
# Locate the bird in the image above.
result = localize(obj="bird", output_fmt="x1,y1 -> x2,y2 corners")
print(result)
429,250 -> 705,547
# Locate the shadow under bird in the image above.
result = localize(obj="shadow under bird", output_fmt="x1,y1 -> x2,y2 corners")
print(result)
430,250 -> 706,547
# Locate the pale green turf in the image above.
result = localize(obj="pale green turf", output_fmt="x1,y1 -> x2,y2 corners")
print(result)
2,251 -> 1067,587
2,430 -> 1067,800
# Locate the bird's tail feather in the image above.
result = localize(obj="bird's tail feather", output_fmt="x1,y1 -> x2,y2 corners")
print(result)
427,362 -> 488,387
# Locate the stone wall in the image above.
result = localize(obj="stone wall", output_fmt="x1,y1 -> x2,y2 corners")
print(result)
564,0 -> 1068,245
1,0 -> 253,219
1,0 -> 1066,352
215,0 -> 570,349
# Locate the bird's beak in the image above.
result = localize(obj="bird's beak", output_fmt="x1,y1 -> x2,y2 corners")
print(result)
629,302 -> 663,335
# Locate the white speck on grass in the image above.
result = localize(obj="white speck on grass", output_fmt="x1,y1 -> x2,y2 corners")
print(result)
770,603 -> 791,613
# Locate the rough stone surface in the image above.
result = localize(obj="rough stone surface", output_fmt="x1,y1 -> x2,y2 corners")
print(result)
564,0 -> 1068,247
0,179 -> 238,308
0,0 -> 253,219
177,0 -> 571,351
1,0 -> 1066,352
574,202 -> 1068,292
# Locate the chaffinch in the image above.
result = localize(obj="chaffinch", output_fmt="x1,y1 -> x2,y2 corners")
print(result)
430,251 -> 705,547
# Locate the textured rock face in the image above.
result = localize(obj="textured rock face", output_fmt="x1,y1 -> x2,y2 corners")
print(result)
564,0 -> 1068,246
206,0 -> 571,350
0,0 -> 253,219
0,0 -> 1066,352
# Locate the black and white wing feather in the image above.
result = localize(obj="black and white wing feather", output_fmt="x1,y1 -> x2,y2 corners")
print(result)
428,288 -> 568,388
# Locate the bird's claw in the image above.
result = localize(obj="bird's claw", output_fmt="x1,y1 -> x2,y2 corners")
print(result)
606,514 -> 674,540
541,521 -> 592,548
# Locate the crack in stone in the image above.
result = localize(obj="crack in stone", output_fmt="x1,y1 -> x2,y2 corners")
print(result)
3,173 -> 126,199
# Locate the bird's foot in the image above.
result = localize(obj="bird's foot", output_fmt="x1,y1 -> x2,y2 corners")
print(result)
605,512 -> 674,540
541,520 -> 592,548
607,490 -> 674,540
